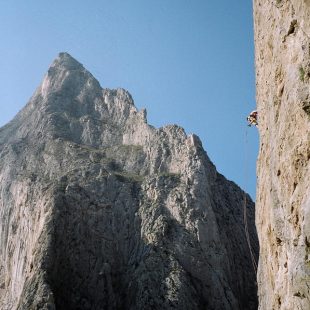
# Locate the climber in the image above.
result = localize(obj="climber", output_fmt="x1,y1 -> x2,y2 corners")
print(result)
246,110 -> 258,127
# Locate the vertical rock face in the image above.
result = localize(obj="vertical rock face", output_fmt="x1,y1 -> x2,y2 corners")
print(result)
0,53 -> 258,309
254,1 -> 310,309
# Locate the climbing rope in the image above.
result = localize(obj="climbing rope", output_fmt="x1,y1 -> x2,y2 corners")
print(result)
243,127 -> 258,274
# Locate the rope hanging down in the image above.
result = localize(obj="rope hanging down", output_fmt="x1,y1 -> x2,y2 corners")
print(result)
243,128 -> 258,274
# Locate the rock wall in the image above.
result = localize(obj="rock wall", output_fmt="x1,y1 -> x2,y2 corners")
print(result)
254,1 -> 310,309
0,53 -> 258,309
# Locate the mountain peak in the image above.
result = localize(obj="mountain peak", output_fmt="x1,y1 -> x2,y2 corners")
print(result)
0,51 -> 258,310
51,52 -> 84,70
39,52 -> 101,100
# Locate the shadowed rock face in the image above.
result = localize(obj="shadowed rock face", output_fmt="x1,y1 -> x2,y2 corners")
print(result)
254,1 -> 310,309
0,53 -> 258,310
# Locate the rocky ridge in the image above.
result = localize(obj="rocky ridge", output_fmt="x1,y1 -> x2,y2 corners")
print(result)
254,0 -> 310,309
0,53 -> 258,309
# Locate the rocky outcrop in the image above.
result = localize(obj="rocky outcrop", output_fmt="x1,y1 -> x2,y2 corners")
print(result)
0,53 -> 258,309
254,1 -> 310,309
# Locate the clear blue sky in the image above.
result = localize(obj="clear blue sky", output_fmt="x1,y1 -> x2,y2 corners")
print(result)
0,0 -> 259,199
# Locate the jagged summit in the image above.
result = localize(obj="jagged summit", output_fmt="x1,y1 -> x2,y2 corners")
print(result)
3,53 -> 138,146
52,52 -> 84,70
0,54 -> 258,310
40,52 -> 101,101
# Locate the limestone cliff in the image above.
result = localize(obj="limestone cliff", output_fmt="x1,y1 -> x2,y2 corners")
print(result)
0,53 -> 258,309
254,0 -> 310,309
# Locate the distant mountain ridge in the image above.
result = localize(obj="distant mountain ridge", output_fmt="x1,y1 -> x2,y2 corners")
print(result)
0,53 -> 258,310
